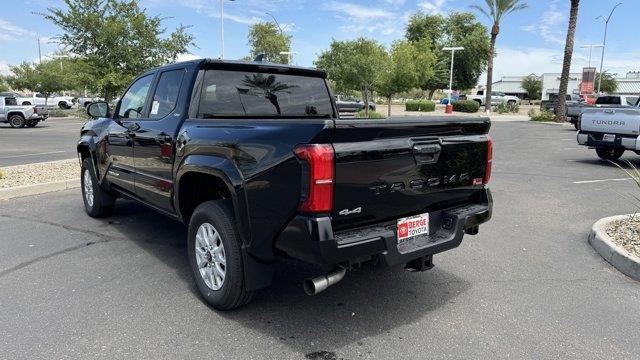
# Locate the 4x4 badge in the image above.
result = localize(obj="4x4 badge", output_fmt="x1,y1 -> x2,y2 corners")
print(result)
339,207 -> 362,216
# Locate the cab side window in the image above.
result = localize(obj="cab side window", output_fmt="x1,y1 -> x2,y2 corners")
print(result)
117,75 -> 153,119
149,69 -> 184,119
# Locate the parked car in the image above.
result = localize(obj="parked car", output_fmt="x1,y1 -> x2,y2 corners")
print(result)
567,95 -> 639,129
334,95 -> 376,112
0,96 -> 49,128
577,98 -> 640,160
77,97 -> 103,108
467,91 -> 520,106
17,92 -> 74,109
540,93 -> 583,113
78,59 -> 494,310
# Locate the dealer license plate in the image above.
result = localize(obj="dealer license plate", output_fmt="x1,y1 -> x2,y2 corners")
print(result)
602,134 -> 616,142
397,213 -> 429,244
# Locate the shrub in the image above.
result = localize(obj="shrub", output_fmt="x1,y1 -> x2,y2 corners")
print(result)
355,110 -> 385,119
49,109 -> 69,117
405,100 -> 435,112
452,100 -> 480,113
496,102 -> 520,114
528,108 -> 555,122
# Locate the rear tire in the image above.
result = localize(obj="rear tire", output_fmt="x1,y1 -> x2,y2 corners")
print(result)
81,158 -> 115,217
188,200 -> 255,310
596,148 -> 624,161
9,114 -> 25,128
58,101 -> 70,109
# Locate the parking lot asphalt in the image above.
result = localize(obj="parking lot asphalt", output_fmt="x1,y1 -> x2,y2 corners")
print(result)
0,117 -> 85,166
1,121 -> 639,359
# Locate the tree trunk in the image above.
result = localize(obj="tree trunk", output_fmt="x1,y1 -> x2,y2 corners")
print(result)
427,89 -> 435,100
485,26 -> 499,116
387,96 -> 391,117
556,0 -> 580,123
363,85 -> 370,117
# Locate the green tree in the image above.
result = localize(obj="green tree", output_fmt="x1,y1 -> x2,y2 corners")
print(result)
315,38 -> 387,116
43,0 -> 193,100
555,0 -> 579,122
377,40 -> 435,116
248,22 -> 292,64
595,72 -> 618,94
472,0 -> 528,113
521,75 -> 542,100
406,12 -> 490,99
0,76 -> 9,92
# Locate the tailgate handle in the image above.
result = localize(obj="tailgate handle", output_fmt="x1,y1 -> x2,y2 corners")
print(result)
413,143 -> 441,164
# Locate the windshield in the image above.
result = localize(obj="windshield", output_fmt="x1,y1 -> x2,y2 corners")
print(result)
198,70 -> 334,118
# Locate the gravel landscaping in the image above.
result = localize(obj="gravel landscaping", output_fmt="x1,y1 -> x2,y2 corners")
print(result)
606,215 -> 640,260
0,159 -> 79,189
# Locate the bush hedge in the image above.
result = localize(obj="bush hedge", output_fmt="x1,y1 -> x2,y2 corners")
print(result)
452,100 -> 480,113
355,110 -> 385,119
528,108 -> 555,122
405,100 -> 435,112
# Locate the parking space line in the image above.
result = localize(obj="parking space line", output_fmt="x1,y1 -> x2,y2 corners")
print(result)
0,151 -> 67,159
573,178 -> 631,184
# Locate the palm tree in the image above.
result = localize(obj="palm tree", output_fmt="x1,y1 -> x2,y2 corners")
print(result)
472,0 -> 528,114
555,0 -> 580,123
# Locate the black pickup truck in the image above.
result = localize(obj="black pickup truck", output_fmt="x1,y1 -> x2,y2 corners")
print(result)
78,59 -> 493,310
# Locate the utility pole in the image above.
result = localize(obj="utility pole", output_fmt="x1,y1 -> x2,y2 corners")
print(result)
580,44 -> 603,68
443,47 -> 464,105
596,2 -> 622,93
37,38 -> 42,64
219,0 -> 236,59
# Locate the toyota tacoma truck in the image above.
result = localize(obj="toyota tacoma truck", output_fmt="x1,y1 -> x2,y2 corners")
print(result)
78,59 -> 493,310
577,99 -> 640,160
467,91 -> 520,107
0,96 -> 48,128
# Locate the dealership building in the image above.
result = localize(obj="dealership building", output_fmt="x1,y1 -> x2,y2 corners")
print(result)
489,72 -> 640,100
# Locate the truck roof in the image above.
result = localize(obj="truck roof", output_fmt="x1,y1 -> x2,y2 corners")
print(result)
153,58 -> 327,78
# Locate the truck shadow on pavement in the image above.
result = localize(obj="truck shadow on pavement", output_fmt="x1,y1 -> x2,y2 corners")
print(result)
108,199 -> 470,355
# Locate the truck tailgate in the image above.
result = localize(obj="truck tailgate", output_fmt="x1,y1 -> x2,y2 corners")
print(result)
581,107 -> 640,135
331,116 -> 491,231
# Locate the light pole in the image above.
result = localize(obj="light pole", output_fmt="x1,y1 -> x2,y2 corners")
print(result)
443,46 -> 464,105
596,2 -> 622,93
279,51 -> 298,65
580,44 -> 603,68
219,0 -> 235,59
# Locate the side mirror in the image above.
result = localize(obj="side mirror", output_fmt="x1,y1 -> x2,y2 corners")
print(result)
87,101 -> 109,118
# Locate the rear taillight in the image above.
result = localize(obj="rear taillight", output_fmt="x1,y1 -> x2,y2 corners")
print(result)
483,135 -> 493,184
294,144 -> 334,213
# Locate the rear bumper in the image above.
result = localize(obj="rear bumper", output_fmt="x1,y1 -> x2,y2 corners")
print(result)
577,131 -> 639,150
275,188 -> 493,267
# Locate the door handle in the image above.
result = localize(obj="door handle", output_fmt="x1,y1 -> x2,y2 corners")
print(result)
156,134 -> 172,144
413,143 -> 441,164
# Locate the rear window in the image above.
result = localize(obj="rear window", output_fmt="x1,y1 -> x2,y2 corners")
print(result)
595,96 -> 620,105
4,97 -> 17,106
197,70 -> 333,118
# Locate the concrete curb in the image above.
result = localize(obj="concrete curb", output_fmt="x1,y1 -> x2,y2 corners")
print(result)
589,214 -> 640,281
0,178 -> 80,201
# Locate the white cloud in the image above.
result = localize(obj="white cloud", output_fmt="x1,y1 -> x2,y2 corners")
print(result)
324,1 -> 395,21
0,19 -> 35,41
520,0 -> 566,45
178,0 -> 263,25
417,0 -> 448,15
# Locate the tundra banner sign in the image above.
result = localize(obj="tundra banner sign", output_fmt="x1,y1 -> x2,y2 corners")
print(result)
581,67 -> 596,94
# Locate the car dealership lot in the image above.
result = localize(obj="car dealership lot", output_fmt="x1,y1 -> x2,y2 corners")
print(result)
0,118 -> 84,166
0,121 -> 639,359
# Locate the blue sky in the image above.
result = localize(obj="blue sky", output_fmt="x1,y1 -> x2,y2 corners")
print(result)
1,0 -> 638,83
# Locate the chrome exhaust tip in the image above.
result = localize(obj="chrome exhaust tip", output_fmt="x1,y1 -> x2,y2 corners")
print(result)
303,268 -> 346,296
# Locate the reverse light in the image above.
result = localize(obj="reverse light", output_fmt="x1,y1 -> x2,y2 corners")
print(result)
483,135 -> 493,184
294,144 -> 334,213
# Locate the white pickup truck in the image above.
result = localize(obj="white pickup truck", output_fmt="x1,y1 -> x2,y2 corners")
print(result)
577,100 -> 640,160
466,91 -> 520,106
0,96 -> 49,128
17,92 -> 74,109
